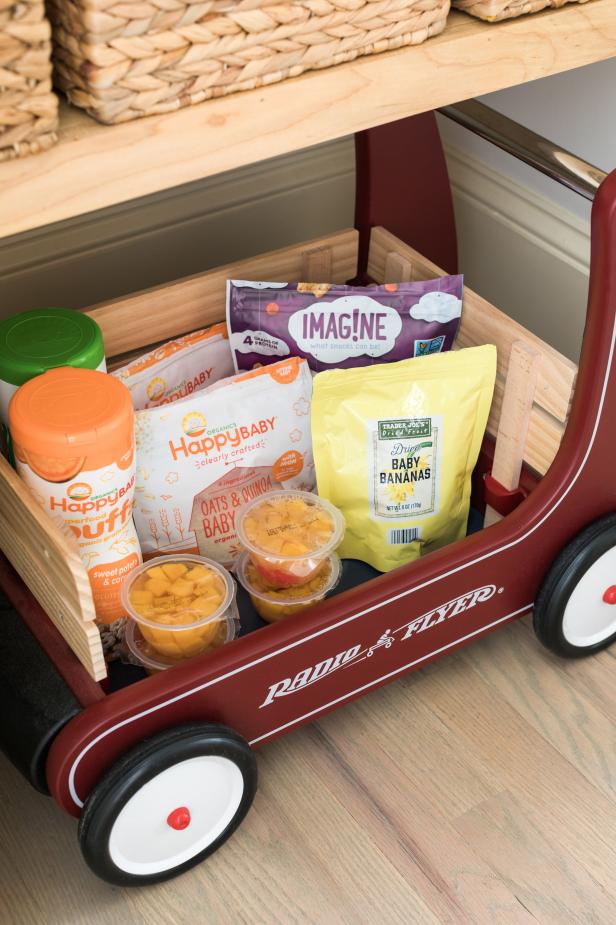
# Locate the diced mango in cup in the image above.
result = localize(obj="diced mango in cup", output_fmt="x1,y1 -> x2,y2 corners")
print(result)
241,494 -> 337,587
161,562 -> 188,581
242,497 -> 335,556
139,616 -> 224,659
131,589 -> 154,606
128,559 -> 228,658
145,577 -> 173,596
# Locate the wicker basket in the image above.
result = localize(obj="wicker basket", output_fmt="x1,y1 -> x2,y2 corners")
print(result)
48,0 -> 450,125
452,0 -> 588,21
0,0 -> 58,160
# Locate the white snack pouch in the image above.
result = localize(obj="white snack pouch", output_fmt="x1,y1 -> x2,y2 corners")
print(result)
112,323 -> 234,410
134,357 -> 315,564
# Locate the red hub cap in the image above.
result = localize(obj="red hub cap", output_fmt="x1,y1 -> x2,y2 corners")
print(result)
602,585 -> 616,605
167,806 -> 191,830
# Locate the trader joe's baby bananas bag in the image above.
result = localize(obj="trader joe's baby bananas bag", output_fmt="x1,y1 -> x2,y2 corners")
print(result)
312,345 -> 496,572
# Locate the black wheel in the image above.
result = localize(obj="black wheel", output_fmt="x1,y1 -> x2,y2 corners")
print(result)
533,513 -> 616,658
78,723 -> 257,886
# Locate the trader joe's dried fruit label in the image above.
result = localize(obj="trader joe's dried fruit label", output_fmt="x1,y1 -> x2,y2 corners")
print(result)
367,417 -> 441,529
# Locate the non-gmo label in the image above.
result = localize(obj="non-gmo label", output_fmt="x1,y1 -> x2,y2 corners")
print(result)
413,335 -> 445,357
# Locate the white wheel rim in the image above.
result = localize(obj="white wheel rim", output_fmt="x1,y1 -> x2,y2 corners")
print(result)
562,546 -> 616,648
108,756 -> 244,876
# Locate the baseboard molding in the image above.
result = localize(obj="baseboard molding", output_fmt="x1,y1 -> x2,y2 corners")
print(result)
444,142 -> 590,274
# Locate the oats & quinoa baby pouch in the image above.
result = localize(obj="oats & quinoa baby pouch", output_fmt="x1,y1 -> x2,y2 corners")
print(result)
134,357 -> 315,565
112,323 -> 233,410
311,345 -> 496,572
227,278 -> 463,373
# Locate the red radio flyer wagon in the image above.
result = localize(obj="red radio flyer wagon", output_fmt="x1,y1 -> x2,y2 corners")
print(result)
1,102 -> 615,886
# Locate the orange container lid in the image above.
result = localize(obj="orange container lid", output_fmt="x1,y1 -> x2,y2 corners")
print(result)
9,367 -> 134,462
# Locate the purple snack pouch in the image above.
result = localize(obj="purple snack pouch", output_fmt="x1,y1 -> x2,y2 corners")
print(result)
226,277 -> 464,373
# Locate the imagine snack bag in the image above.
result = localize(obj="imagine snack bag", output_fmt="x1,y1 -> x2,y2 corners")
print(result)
134,357 -> 315,564
227,278 -> 464,373
311,345 -> 496,572
112,323 -> 234,410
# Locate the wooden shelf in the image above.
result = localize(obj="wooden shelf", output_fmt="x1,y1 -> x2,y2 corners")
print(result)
1,2 -> 615,238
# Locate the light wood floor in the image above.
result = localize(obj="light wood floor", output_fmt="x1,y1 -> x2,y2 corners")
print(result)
1,615 -> 615,925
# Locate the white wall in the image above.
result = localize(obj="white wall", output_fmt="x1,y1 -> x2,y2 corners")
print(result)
440,57 -> 616,219
438,58 -> 616,361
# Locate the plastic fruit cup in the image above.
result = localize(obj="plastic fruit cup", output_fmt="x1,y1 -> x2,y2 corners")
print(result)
235,490 -> 344,588
121,554 -> 239,661
124,621 -> 185,674
124,620 -> 238,674
235,551 -> 341,623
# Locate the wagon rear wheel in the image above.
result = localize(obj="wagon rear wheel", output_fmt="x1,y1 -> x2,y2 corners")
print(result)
534,513 -> 616,658
78,723 -> 257,886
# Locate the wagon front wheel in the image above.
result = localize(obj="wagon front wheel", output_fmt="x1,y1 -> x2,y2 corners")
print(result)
78,723 -> 257,886
534,513 -> 616,658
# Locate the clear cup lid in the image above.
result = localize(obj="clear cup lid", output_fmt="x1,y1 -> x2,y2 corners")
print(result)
121,554 -> 236,631
124,620 -> 182,671
236,489 -> 345,561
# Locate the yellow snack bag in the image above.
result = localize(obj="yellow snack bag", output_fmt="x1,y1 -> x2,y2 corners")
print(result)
312,345 -> 496,572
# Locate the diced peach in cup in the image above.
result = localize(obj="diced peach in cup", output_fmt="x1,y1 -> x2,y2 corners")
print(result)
130,589 -> 154,607
185,565 -> 210,583
281,540 -> 309,556
237,492 -> 342,587
190,595 -> 222,618
172,579 -> 195,598
140,617 -> 223,658
145,577 -> 173,597
161,562 -> 188,581
126,557 -> 234,662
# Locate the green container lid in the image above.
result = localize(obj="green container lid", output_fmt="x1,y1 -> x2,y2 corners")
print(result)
0,308 -> 105,387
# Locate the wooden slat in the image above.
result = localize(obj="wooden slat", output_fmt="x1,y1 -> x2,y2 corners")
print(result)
485,341 -> 542,526
1,3 -> 615,238
486,387 -> 564,479
0,455 -> 105,681
492,342 -> 542,491
384,251 -> 414,283
302,245 -> 334,282
88,230 -> 358,359
369,226 -> 577,423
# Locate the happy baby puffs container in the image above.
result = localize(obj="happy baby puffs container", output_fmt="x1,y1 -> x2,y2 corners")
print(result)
236,489 -> 345,588
235,551 -> 341,623
121,554 -> 239,661
8,367 -> 141,625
